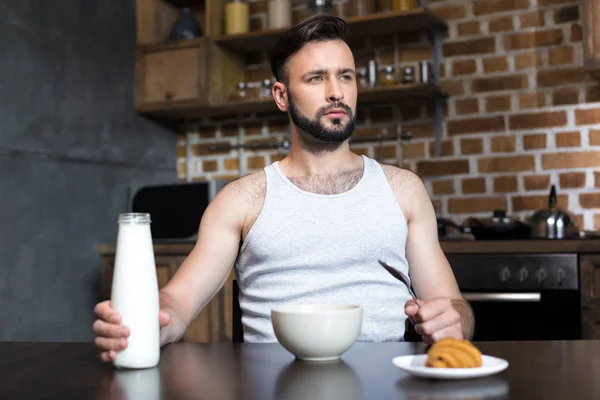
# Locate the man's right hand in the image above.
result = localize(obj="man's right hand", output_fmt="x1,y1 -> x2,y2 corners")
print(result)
93,300 -> 171,362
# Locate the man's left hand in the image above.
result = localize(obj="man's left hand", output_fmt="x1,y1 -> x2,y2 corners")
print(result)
404,297 -> 463,344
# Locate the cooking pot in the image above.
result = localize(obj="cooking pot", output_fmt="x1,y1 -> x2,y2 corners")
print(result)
530,185 -> 579,239
466,210 -> 531,240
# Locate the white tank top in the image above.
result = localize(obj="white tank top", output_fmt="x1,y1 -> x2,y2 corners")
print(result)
234,155 -> 412,342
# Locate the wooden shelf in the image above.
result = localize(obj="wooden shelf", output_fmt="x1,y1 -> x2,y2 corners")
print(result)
215,8 -> 447,54
137,83 -> 447,121
165,0 -> 205,7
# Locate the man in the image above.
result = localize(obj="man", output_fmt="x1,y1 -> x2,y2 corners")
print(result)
93,14 -> 474,362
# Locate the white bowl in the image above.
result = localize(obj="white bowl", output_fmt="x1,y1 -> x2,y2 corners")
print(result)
271,304 -> 363,362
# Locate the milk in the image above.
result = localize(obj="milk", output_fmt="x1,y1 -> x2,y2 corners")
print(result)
111,213 -> 160,369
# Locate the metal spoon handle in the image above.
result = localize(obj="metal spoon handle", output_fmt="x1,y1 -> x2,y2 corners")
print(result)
378,260 -> 422,308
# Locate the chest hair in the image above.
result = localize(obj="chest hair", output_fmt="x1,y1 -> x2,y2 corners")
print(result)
288,169 -> 363,195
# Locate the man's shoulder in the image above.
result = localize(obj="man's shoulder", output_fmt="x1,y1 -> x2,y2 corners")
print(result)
219,170 -> 266,205
378,163 -> 423,191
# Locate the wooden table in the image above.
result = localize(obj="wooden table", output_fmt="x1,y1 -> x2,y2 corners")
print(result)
2,340 -> 600,399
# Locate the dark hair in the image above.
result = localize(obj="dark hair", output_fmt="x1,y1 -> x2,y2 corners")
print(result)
270,14 -> 349,84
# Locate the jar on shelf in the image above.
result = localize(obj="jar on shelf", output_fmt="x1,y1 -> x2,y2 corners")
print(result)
268,0 -> 292,29
393,0 -> 416,12
307,0 -> 333,15
259,78 -> 273,98
377,0 -> 393,13
356,67 -> 369,88
380,65 -> 397,86
401,66 -> 416,84
225,0 -> 249,36
229,82 -> 248,101
351,0 -> 375,17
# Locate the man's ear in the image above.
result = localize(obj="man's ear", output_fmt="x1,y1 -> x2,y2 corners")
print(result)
272,81 -> 289,112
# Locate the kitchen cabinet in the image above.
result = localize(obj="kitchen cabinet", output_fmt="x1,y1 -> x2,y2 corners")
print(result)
99,244 -> 235,343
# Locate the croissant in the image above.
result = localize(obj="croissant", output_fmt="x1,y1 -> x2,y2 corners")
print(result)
425,338 -> 483,368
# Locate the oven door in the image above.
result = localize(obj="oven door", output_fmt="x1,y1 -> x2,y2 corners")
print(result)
403,289 -> 581,342
463,289 -> 581,341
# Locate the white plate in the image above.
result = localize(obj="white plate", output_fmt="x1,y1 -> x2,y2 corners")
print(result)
392,354 -> 509,380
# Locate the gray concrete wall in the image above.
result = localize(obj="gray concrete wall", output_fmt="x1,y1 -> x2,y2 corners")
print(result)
0,0 -> 177,341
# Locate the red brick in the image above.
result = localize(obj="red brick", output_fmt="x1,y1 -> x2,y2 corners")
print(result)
512,195 -> 569,211
474,0 -> 530,15
441,80 -> 465,96
461,138 -> 483,154
554,5 -> 580,24
486,95 -> 512,112
398,47 -> 431,62
552,88 -> 580,106
448,196 -> 507,214
523,134 -> 547,150
586,86 -> 600,103
576,108 -> 600,125
443,37 -> 496,57
515,52 -> 544,69
509,111 -> 567,130
452,59 -> 477,76
432,179 -> 455,195
590,130 -> 600,145
457,21 -> 481,36
479,155 -> 536,173
224,157 -> 239,171
548,46 -> 575,65
402,142 -> 426,159
538,0 -> 579,5
595,214 -> 600,230
560,172 -> 586,188
417,160 -> 470,177
472,75 -> 528,92
462,177 -> 487,194
542,151 -> 600,169
491,136 -> 516,152
519,92 -> 546,109
483,56 -> 509,73
203,160 -> 218,172
520,11 -> 545,28
247,155 -> 266,170
489,16 -> 515,33
537,67 -> 587,87
523,174 -> 551,191
428,140 -> 455,157
433,3 -> 467,20
580,193 -> 600,209
571,23 -> 583,42
404,122 -> 434,138
192,141 -> 234,155
448,116 -> 505,135
596,171 -> 600,187
455,98 -> 480,115
494,176 -> 518,193
555,131 -> 581,147
504,30 -> 564,50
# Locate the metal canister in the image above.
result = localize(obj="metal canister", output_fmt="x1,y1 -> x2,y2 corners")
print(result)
419,60 -> 432,83
368,59 -> 378,87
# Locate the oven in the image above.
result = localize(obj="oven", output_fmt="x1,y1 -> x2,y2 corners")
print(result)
405,253 -> 582,342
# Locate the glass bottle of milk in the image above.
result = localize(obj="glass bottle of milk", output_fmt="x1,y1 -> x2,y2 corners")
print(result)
111,213 -> 160,369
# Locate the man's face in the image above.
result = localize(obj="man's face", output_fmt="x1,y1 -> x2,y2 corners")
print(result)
284,40 -> 358,144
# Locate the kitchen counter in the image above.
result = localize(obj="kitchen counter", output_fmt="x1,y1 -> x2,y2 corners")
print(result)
99,239 -> 600,256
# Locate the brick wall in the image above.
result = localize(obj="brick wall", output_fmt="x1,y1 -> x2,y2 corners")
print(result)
176,0 -> 600,230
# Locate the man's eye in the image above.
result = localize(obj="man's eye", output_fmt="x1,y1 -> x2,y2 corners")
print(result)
340,75 -> 353,81
309,76 -> 323,82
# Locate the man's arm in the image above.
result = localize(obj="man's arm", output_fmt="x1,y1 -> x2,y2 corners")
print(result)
386,167 -> 474,342
158,179 -> 248,345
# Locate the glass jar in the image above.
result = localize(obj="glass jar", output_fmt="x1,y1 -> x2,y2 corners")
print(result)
352,0 -> 375,17
356,67 -> 369,88
393,0 -> 416,12
229,82 -> 248,101
259,78 -> 273,98
307,0 -> 333,15
380,65 -> 397,86
225,0 -> 249,35
268,0 -> 292,29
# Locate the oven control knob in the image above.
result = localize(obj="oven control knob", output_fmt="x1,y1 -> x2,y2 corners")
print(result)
556,268 -> 566,284
518,268 -> 529,283
535,269 -> 547,283
499,268 -> 511,282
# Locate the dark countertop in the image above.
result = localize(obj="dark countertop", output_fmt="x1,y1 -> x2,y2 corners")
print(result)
99,239 -> 600,255
2,340 -> 600,399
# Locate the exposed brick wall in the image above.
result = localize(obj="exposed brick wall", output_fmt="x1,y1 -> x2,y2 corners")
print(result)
176,0 -> 600,230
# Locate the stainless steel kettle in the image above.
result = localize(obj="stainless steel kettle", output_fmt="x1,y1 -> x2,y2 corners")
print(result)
530,184 -> 579,239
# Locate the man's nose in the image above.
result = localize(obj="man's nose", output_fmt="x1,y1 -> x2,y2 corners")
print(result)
326,78 -> 344,102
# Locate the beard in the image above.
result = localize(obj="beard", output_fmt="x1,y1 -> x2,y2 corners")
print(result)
287,90 -> 356,145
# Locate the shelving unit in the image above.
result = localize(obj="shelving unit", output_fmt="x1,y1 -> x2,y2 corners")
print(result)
134,1 -> 449,154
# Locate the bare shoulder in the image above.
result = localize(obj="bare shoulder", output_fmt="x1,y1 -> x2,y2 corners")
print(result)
379,164 -> 425,193
216,170 -> 266,209
379,163 -> 430,221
